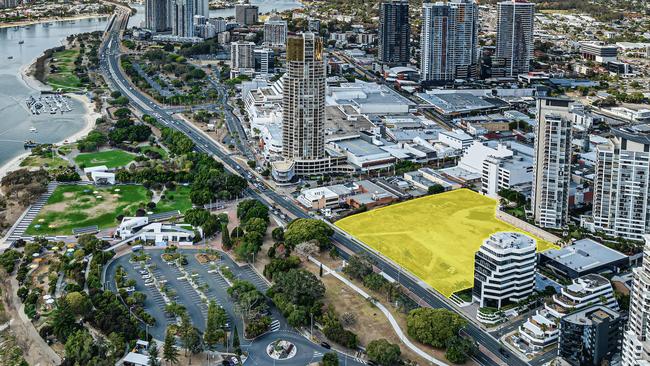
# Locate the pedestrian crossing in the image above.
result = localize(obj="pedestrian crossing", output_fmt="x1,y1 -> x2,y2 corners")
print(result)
270,319 -> 280,332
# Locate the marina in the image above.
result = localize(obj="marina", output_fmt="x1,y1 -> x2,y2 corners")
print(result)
26,94 -> 73,115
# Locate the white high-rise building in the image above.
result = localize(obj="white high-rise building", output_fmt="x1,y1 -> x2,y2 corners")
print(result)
263,16 -> 288,47
496,0 -> 534,76
230,41 -> 255,75
622,235 -> 650,366
593,126 -> 650,242
531,98 -> 573,229
420,0 -> 479,83
472,232 -> 536,309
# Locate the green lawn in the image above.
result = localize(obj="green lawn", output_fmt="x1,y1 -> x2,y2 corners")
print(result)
20,155 -> 69,170
26,184 -> 151,236
139,145 -> 168,159
75,150 -> 135,169
155,185 -> 192,213
47,49 -> 83,91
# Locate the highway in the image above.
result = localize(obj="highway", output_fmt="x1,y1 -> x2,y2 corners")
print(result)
99,11 -> 528,366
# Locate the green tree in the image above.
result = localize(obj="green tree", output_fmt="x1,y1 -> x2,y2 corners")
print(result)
322,352 -> 339,366
163,328 -> 179,365
233,324 -> 241,355
284,218 -> 334,250
445,336 -> 476,364
271,268 -> 325,306
204,300 -> 226,350
149,340 -> 161,366
65,291 -> 92,318
367,339 -> 401,365
49,298 -> 79,342
428,183 -> 446,195
406,308 -> 467,348
221,223 -> 232,250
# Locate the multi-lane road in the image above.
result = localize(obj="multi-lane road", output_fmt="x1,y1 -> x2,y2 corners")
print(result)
98,11 -> 532,366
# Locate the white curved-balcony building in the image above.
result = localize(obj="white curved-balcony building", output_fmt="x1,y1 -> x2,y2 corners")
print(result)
473,232 -> 537,309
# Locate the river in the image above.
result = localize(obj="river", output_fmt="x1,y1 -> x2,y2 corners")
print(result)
0,0 -> 301,170
0,18 -> 108,169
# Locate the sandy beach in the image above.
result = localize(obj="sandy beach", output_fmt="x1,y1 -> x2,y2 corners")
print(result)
0,14 -> 108,29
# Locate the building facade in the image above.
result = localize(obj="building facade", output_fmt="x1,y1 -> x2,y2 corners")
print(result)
531,98 -> 573,229
277,33 -> 329,178
378,0 -> 410,66
254,48 -> 274,74
235,4 -> 258,25
559,306 -> 621,366
622,235 -> 650,366
420,0 -> 479,83
171,0 -> 194,37
592,126 -> 650,242
145,0 -> 168,32
230,41 -> 255,74
473,232 -> 537,309
496,0 -> 534,76
263,16 -> 288,47
518,274 -> 619,351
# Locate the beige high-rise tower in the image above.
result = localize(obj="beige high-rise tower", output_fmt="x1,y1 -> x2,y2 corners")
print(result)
279,32 -> 329,176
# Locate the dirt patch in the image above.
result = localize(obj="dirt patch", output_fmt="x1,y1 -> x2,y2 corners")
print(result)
0,274 -> 62,366
196,253 -> 220,264
303,259 -> 476,366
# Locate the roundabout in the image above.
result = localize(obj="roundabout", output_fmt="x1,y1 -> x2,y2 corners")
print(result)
266,339 -> 297,360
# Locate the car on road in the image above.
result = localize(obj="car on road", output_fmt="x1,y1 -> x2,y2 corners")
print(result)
320,342 -> 331,349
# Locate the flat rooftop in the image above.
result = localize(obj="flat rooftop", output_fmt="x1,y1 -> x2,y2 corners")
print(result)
417,92 -> 495,115
485,232 -> 536,250
563,305 -> 619,326
333,137 -> 388,157
541,238 -> 628,272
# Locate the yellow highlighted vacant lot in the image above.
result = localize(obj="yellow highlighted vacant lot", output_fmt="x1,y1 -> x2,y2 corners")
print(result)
335,189 -> 557,298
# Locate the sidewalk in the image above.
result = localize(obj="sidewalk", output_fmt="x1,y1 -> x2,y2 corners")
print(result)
308,256 -> 449,366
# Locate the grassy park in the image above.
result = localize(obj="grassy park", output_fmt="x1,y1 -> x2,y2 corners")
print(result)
155,185 -> 192,213
335,189 -> 557,297
46,49 -> 83,91
26,184 -> 151,236
74,150 -> 135,169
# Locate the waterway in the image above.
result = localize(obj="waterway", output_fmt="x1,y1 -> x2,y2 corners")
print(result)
0,0 -> 302,169
0,17 -> 108,169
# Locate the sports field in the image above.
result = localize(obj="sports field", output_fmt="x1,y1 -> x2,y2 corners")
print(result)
335,189 -> 557,298
75,150 -> 135,169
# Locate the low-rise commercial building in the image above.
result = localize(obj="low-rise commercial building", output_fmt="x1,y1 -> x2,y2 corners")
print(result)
538,238 -> 629,280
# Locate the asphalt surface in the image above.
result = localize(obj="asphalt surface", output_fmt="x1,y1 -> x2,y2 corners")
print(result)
98,10 -> 531,366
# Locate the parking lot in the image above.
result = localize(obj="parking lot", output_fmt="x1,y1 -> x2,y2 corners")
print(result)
105,247 -> 286,342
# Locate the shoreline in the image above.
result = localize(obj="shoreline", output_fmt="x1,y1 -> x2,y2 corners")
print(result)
0,13 -> 108,29
0,94 -> 97,181
0,52 -> 99,181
